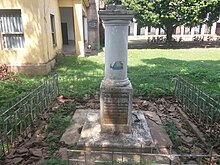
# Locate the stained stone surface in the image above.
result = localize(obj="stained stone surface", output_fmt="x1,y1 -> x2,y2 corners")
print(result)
100,84 -> 132,133
78,110 -> 154,149
99,6 -> 135,134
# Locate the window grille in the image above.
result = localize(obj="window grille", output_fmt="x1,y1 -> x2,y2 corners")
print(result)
50,14 -> 56,47
0,10 -> 25,49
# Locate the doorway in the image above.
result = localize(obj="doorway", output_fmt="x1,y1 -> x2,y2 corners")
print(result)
60,7 -> 75,55
61,23 -> 68,45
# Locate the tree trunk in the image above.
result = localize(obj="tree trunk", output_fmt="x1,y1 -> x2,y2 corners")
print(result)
166,26 -> 174,42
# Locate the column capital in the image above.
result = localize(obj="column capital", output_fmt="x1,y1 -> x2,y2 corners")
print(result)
98,5 -> 134,25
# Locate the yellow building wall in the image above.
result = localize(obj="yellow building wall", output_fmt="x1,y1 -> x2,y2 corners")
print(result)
58,0 -> 74,7
59,0 -> 85,56
0,0 -> 62,66
39,0 -> 62,63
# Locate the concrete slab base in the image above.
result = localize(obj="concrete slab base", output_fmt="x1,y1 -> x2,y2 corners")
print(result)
77,110 -> 154,151
60,109 -> 178,164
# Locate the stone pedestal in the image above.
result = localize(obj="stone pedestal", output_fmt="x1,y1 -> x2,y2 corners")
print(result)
100,83 -> 132,133
99,6 -> 134,133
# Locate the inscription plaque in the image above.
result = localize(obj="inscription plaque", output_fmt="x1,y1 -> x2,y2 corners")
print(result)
103,92 -> 129,124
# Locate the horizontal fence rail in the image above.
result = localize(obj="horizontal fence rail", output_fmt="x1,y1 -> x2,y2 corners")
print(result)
1,72 -> 219,163
174,75 -> 220,141
0,74 -> 58,158
66,146 -> 220,165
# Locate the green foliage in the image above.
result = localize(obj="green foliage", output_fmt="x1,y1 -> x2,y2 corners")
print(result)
67,144 -> 81,157
164,120 -> 182,147
63,103 -> 76,115
48,143 -> 58,155
129,74 -> 173,98
45,112 -> 72,154
0,75 -> 43,112
1,49 -> 219,114
96,159 -> 140,165
67,144 -> 78,150
45,134 -> 60,143
217,157 -> 220,164
46,113 -> 72,135
55,49 -> 220,100
40,158 -> 68,165
0,80 -> 33,112
54,54 -> 104,99
104,0 -> 122,5
123,0 -> 220,41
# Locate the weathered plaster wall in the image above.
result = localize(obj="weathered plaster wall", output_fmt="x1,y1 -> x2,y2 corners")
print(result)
0,0 -> 62,67
0,0 -> 44,65
39,0 -> 62,63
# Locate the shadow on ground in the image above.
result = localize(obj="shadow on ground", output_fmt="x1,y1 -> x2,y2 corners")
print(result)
128,58 -> 220,100
54,55 -> 220,101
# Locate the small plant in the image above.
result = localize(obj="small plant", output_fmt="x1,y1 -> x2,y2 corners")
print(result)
63,103 -> 76,115
46,113 -> 72,134
48,143 -> 58,155
181,123 -> 189,131
45,112 -> 73,155
67,144 -> 81,157
45,134 -> 60,143
40,157 -> 68,165
217,157 -> 220,164
164,120 -> 182,148
67,144 -> 79,150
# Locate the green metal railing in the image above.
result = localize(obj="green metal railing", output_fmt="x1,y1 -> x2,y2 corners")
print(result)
0,74 -> 58,158
0,73 -> 219,161
174,75 -> 220,141
66,146 -> 220,165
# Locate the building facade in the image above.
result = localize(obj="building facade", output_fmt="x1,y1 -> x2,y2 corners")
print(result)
129,20 -> 220,37
0,0 -> 100,75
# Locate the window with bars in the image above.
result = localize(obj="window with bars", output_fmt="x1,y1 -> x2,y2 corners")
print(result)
50,14 -> 56,47
0,9 -> 25,49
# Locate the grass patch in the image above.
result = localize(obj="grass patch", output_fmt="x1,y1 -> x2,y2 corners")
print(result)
0,47 -> 220,162
44,104 -> 75,154
164,120 -> 182,149
129,49 -> 220,99
39,157 -> 68,165
0,75 -> 44,112
1,48 -> 220,111
56,48 -> 220,100
46,113 -> 72,134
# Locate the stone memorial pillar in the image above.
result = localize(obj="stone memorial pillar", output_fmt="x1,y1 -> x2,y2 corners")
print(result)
99,5 -> 134,133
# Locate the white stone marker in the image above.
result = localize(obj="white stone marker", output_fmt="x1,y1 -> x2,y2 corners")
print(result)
211,22 -> 217,35
99,5 -> 134,133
